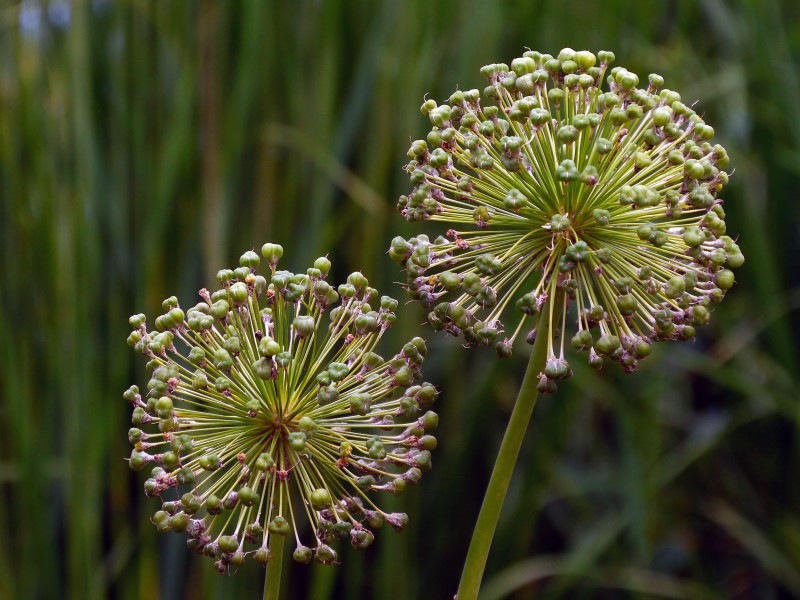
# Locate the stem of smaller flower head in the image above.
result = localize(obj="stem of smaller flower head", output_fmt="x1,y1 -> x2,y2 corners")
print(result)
262,532 -> 285,600
455,287 -> 565,600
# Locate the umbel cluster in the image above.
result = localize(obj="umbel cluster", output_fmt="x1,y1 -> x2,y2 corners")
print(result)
390,48 -> 742,391
124,244 -> 438,572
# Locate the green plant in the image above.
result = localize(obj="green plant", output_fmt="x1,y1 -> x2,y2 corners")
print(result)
124,244 -> 438,598
391,48 -> 742,600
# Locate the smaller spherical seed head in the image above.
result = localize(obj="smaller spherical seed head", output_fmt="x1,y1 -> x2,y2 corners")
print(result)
125,247 -> 439,572
392,48 -> 742,390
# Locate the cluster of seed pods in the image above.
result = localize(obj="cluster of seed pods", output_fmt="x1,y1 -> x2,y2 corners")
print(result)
391,48 -> 742,389
125,244 -> 438,571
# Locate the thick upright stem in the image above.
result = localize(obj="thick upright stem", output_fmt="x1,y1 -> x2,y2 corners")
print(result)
456,290 -> 564,600
263,534 -> 286,600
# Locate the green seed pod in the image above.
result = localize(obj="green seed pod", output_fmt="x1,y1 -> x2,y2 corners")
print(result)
169,512 -> 190,532
351,528 -> 375,550
551,214 -> 571,232
288,431 -> 307,451
327,362 -> 349,381
682,226 -> 705,247
239,486 -> 259,507
715,269 -> 735,290
228,282 -> 248,304
205,494 -> 222,515
664,275 -> 686,299
418,435 -> 438,451
616,294 -> 636,316
298,416 -> 317,434
310,488 -> 332,510
293,545 -> 312,564
129,449 -> 150,471
596,335 -> 621,355
160,450 -> 179,471
214,376 -> 231,393
255,452 -> 274,472
258,337 -> 281,357
692,305 -> 711,325
213,348 -> 234,370
218,535 -> 239,554
199,454 -> 220,471
421,410 -> 439,430
349,392 -> 373,416
268,516 -> 290,536
315,544 -> 338,564
261,243 -> 284,266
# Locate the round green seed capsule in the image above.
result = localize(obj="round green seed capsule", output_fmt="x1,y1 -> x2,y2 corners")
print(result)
255,452 -> 274,471
169,512 -> 190,532
418,435 -> 437,451
664,275 -> 686,299
293,545 -> 313,564
288,431 -> 307,451
261,243 -> 284,264
161,451 -> 179,471
239,486 -> 258,506
129,449 -> 149,471
310,488 -> 332,510
268,516 -> 290,535
616,294 -> 636,316
218,535 -> 239,554
575,50 -> 596,70
596,335 -> 621,355
683,226 -> 705,247
715,269 -> 735,290
634,340 -> 652,358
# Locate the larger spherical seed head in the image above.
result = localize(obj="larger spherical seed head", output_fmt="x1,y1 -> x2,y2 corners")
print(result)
392,48 -> 741,388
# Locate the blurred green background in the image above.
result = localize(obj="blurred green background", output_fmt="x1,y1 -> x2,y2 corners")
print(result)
1,0 -> 799,598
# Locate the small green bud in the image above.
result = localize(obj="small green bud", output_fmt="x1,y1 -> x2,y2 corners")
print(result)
218,535 -> 239,554
239,486 -> 259,506
551,214 -> 571,232
557,125 -> 579,145
288,431 -> 307,451
240,250 -> 260,269
596,335 -> 621,355
420,410 -> 439,430
129,449 -> 149,471
212,348 -> 232,371
205,494 -> 222,514
268,516 -> 290,535
255,452 -> 274,471
349,392 -> 373,415
261,243 -> 284,266
683,226 -> 705,247
315,544 -> 338,564
310,488 -> 332,510
293,545 -> 312,563
169,512 -> 190,532
715,269 -> 735,290
664,275 -> 686,299
258,336 -> 281,357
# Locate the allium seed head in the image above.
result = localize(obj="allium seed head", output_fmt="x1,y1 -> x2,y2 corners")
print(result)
392,49 -> 742,387
125,246 -> 438,571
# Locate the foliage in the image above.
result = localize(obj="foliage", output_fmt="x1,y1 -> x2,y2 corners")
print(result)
1,1 -> 798,598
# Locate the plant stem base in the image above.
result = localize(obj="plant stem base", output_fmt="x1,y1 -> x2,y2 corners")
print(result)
456,292 -> 564,600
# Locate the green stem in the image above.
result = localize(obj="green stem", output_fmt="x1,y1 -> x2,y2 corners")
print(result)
456,289 -> 565,600
263,534 -> 286,600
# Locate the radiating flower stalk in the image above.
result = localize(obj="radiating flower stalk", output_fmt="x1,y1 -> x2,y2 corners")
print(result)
390,48 -> 743,600
124,244 -> 438,598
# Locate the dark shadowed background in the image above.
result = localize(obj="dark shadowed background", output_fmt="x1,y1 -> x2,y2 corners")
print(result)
1,1 -> 800,598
